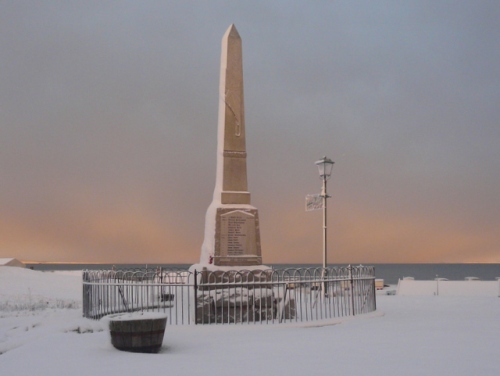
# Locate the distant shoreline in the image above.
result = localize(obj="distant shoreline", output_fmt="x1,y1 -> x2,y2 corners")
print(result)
22,261 -> 500,265
22,263 -> 500,285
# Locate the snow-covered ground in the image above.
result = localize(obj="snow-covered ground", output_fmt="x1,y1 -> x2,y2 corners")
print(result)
1,267 -> 499,376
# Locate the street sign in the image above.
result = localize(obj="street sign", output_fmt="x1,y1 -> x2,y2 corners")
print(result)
305,194 -> 323,211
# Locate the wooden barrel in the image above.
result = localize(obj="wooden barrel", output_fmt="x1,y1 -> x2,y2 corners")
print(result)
108,313 -> 167,353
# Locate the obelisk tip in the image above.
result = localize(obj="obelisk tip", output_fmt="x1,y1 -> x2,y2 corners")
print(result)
224,24 -> 240,39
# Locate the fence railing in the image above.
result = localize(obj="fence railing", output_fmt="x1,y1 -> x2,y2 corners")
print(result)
83,265 -> 376,324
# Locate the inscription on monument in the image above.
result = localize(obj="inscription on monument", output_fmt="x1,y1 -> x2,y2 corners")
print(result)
220,211 -> 256,257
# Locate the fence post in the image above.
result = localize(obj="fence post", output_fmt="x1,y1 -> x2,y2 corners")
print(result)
372,267 -> 377,311
349,265 -> 355,316
82,271 -> 88,318
194,270 -> 198,325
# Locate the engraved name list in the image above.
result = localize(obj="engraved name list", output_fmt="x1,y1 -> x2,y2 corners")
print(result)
220,211 -> 255,256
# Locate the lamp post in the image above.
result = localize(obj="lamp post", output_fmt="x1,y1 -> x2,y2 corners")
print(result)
315,156 -> 334,294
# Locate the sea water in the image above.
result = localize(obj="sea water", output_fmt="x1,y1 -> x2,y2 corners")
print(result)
26,263 -> 500,285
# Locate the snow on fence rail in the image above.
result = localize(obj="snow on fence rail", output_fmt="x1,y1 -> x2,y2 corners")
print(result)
82,266 -> 376,324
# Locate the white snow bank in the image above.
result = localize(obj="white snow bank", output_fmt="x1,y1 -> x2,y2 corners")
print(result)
0,267 -> 82,313
397,279 -> 500,296
0,267 -> 81,300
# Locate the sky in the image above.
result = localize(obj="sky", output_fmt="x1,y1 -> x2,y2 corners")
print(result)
1,1 -> 499,264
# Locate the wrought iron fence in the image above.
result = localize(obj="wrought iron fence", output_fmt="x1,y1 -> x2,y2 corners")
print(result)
83,265 -> 376,324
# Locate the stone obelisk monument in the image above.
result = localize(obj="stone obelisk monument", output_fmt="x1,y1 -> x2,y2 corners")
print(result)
199,24 -> 263,267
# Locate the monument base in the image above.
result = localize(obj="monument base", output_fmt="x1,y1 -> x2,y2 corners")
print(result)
200,203 -> 263,266
189,264 -> 280,324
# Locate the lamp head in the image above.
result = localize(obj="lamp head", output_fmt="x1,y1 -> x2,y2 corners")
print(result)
315,156 -> 334,179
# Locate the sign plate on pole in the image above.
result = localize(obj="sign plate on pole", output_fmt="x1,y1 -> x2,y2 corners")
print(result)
305,194 -> 323,211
